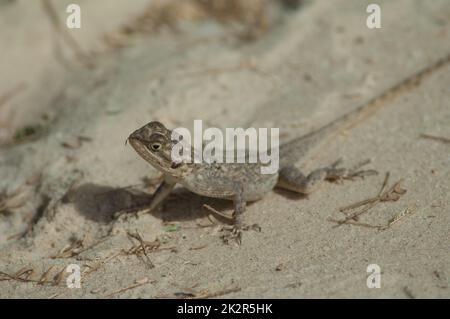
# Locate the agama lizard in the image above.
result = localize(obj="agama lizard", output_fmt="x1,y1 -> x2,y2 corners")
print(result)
127,53 -> 450,242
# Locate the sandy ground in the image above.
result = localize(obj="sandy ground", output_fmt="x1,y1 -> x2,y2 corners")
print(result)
0,0 -> 449,298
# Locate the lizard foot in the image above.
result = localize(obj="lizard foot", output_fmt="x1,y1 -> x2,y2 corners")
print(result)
220,223 -> 261,245
220,226 -> 242,245
325,158 -> 378,183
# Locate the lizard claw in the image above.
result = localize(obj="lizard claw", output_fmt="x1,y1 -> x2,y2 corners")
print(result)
242,223 -> 262,232
220,223 -> 261,245
220,226 -> 242,245
325,158 -> 378,182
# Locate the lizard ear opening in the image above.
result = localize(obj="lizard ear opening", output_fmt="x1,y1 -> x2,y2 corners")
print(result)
170,161 -> 183,169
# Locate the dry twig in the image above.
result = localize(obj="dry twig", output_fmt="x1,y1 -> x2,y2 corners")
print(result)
104,277 -> 154,298
420,133 -> 450,144
127,230 -> 155,269
331,172 -> 407,227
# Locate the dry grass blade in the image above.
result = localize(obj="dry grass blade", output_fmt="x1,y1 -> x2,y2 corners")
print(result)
0,186 -> 30,215
378,171 -> 390,196
403,286 -> 415,299
172,285 -> 241,299
386,206 -> 417,228
379,179 -> 406,201
0,266 -> 65,286
339,198 -> 379,214
52,267 -> 66,286
330,206 -> 416,231
0,269 -> 26,282
189,245 -> 208,251
327,218 -> 385,230
13,267 -> 34,280
420,133 -> 450,144
334,200 -> 379,227
127,230 -> 155,269
82,251 -> 121,279
38,266 -> 55,284
0,271 -> 17,282
52,239 -> 84,259
192,287 -> 241,299
333,172 -> 407,227
339,172 -> 390,213
104,277 -> 154,298
52,236 -> 111,259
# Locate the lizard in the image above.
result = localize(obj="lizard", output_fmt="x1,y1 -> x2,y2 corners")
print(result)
127,53 -> 450,243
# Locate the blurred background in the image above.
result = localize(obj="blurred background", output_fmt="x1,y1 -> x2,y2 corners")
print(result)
0,0 -> 301,145
0,0 -> 449,298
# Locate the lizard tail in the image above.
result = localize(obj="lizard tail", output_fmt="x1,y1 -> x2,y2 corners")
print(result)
280,52 -> 450,167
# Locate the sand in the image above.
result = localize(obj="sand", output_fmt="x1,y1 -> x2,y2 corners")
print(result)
0,0 -> 449,298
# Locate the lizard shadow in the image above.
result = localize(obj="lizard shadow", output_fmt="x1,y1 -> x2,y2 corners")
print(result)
65,183 -> 241,224
63,183 -> 153,224
273,187 -> 309,200
155,188 -> 245,224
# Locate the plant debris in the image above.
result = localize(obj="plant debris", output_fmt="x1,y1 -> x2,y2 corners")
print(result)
122,231 -> 176,268
53,235 -> 112,259
104,277 -> 154,298
329,172 -> 408,228
163,224 -> 181,232
126,230 -> 155,269
420,133 -> 450,144
61,135 -> 92,149
0,266 -> 66,286
403,286 -> 415,299
0,188 -> 29,215
189,286 -> 241,299
13,124 -> 45,143
51,239 -> 84,259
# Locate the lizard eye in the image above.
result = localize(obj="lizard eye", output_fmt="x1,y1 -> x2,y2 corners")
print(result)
150,143 -> 162,151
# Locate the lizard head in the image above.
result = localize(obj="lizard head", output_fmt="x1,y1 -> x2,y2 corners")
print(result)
128,121 -> 190,178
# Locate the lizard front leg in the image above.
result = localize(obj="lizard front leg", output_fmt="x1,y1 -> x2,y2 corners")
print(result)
113,177 -> 175,220
276,159 -> 377,194
145,178 -> 176,212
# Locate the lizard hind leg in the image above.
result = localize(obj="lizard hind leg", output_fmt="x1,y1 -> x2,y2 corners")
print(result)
221,182 -> 246,245
221,182 -> 260,245
276,159 -> 377,195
